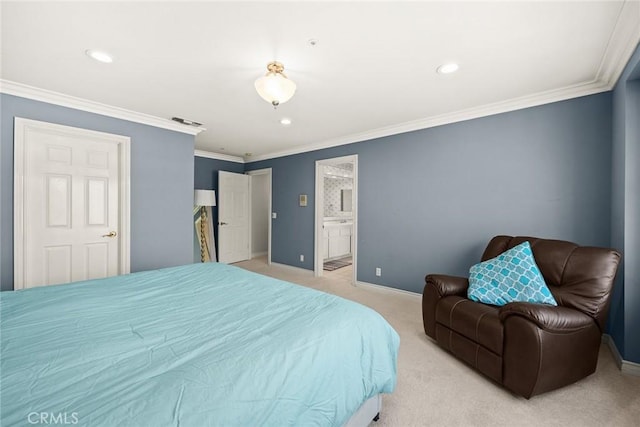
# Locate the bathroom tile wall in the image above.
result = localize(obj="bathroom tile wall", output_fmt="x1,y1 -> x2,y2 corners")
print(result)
324,170 -> 353,217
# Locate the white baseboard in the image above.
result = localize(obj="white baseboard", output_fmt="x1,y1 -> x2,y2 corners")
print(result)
602,334 -> 640,376
355,281 -> 422,299
271,262 -> 314,276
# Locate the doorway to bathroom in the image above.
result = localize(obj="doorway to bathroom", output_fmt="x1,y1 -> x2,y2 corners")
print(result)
247,168 -> 272,266
314,155 -> 357,285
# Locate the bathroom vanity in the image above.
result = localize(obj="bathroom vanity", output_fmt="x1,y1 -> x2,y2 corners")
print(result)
323,219 -> 353,260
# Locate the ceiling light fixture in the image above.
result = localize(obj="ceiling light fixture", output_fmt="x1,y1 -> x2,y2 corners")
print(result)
280,118 -> 292,126
85,49 -> 114,63
254,61 -> 296,108
437,63 -> 459,74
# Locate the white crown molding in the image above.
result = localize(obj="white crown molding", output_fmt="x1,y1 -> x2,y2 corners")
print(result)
248,79 -> 611,163
247,4 -> 640,164
596,0 -> 640,87
194,149 -> 245,164
0,79 -> 206,136
5,2 -> 638,163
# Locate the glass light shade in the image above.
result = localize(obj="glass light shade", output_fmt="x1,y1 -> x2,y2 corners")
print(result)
194,189 -> 216,207
254,73 -> 297,106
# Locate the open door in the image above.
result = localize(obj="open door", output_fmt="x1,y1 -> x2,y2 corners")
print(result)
218,171 -> 250,264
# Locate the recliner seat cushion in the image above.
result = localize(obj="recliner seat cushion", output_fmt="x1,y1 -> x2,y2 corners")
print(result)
435,296 -> 503,356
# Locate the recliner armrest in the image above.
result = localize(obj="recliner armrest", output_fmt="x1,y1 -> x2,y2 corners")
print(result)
499,302 -> 595,332
423,274 -> 469,338
425,274 -> 469,298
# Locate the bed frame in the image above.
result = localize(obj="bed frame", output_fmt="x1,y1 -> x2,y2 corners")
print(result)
343,394 -> 381,427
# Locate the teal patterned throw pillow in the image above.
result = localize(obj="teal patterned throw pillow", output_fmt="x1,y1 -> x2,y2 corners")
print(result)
468,241 -> 557,306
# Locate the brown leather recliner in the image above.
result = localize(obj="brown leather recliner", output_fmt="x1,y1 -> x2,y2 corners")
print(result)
422,235 -> 621,398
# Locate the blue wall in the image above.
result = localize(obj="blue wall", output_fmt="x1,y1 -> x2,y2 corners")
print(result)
193,156 -> 245,261
611,42 -> 640,363
0,94 -> 195,290
194,156 -> 245,189
247,93 -> 613,295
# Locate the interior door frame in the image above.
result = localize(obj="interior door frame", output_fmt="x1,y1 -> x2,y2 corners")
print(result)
13,117 -> 131,289
314,155 -> 358,285
246,168 -> 272,265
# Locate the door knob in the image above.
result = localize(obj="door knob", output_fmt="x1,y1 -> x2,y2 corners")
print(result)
102,231 -> 117,238
219,222 -> 228,226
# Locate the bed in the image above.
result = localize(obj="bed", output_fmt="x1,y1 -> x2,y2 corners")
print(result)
0,263 -> 399,426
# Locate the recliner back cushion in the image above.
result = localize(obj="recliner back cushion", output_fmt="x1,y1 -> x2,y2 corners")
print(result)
482,236 -> 621,330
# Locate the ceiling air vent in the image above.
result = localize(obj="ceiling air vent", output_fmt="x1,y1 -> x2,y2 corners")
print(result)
171,117 -> 202,127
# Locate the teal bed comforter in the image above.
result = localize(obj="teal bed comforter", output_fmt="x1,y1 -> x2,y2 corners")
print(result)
1,263 -> 399,426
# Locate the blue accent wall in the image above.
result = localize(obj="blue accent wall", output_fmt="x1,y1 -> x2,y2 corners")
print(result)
195,157 -> 245,189
611,41 -> 640,363
245,154 -> 317,270
0,94 -> 195,290
193,156 -> 244,261
247,93 -> 613,295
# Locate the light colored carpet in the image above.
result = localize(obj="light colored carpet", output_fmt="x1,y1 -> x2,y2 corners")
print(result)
233,258 -> 640,427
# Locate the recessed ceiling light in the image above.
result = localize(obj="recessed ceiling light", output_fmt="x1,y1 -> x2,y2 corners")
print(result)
437,63 -> 459,74
86,49 -> 114,63
280,118 -> 292,126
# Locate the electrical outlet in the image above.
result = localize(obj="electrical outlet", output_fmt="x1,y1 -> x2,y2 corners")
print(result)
375,267 -> 381,277
272,212 -> 277,219
300,255 -> 304,262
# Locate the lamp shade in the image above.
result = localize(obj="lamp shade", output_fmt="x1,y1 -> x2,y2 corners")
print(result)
194,189 -> 216,207
254,61 -> 296,106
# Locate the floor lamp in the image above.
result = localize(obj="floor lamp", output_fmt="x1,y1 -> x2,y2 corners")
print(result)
194,189 -> 217,262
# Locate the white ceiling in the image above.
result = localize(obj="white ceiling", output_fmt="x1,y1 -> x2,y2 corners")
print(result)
2,1 -> 639,161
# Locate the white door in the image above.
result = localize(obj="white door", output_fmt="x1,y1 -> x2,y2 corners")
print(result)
14,118 -> 130,289
218,171 -> 250,264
